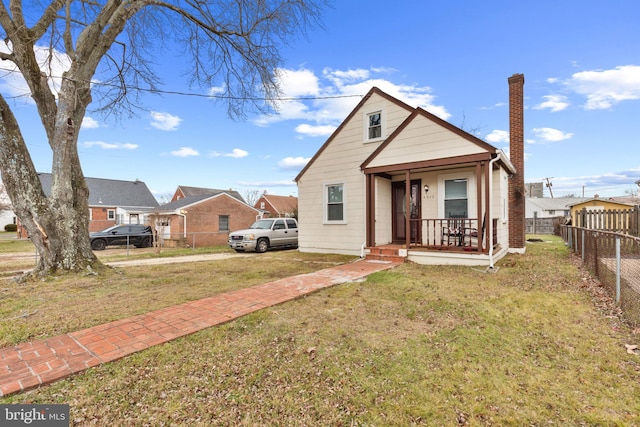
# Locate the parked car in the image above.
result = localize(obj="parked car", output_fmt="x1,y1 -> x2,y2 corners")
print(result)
228,218 -> 298,253
90,224 -> 154,250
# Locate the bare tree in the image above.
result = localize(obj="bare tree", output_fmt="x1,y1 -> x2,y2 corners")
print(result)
244,189 -> 261,207
0,1 -> 327,275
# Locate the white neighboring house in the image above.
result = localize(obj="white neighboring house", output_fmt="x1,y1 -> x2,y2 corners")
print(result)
0,183 -> 16,231
295,76 -> 527,266
526,197 -> 589,219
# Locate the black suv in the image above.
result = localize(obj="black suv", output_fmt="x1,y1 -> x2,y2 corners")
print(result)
90,224 -> 154,250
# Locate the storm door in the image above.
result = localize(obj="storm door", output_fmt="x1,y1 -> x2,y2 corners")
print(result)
392,180 -> 421,244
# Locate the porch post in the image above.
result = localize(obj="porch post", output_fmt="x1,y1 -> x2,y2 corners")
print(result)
366,173 -> 376,247
476,162 -> 484,252
405,170 -> 411,249
484,160 -> 491,253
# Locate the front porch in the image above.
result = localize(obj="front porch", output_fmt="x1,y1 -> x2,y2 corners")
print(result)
366,218 -> 504,266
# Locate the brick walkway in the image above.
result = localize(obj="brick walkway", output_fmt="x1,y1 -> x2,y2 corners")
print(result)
0,259 -> 400,397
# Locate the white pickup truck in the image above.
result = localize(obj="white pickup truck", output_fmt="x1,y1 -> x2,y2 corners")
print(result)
228,218 -> 298,253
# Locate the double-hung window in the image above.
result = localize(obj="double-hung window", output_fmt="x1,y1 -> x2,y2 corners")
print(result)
444,179 -> 468,217
325,183 -> 345,223
219,215 -> 229,232
364,109 -> 384,142
368,112 -> 381,139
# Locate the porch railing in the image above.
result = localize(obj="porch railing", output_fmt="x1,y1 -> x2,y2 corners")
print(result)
410,218 -> 484,249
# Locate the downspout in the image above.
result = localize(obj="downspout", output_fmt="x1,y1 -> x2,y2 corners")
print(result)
487,154 -> 500,269
361,171 -> 367,258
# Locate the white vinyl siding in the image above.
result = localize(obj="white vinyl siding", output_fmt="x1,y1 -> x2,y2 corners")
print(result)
297,93 -> 413,255
366,114 -> 485,168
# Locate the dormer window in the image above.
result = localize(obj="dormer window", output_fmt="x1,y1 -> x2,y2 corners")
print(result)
364,110 -> 384,142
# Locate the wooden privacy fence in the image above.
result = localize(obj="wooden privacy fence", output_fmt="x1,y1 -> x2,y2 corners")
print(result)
574,206 -> 639,237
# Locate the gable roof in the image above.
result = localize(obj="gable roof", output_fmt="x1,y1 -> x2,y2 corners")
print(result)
295,87 -> 515,181
295,87 -> 415,182
158,192 -> 260,213
175,185 -> 245,203
361,107 -> 504,171
257,194 -> 298,215
38,173 -> 158,208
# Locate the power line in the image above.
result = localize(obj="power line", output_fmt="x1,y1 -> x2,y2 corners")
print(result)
0,67 -> 365,102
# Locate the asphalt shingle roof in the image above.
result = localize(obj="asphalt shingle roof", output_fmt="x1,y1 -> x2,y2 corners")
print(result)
38,173 -> 159,208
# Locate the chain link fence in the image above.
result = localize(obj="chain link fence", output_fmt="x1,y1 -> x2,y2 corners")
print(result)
561,225 -> 640,327
0,232 -> 233,276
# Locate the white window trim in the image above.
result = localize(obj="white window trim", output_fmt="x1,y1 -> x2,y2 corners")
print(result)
437,172 -> 476,219
323,182 -> 347,224
363,108 -> 386,143
107,209 -> 115,220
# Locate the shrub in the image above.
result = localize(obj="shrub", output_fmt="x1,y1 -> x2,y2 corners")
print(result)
4,223 -> 17,232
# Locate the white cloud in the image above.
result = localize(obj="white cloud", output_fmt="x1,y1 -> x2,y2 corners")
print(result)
253,66 -> 450,136
295,124 -> 336,137
565,65 -> 640,109
81,117 -> 100,129
84,141 -> 138,150
225,148 -> 248,158
171,147 -> 199,157
485,130 -> 509,144
0,44 -> 71,99
150,111 -> 182,131
277,156 -> 310,170
531,127 -> 574,143
534,95 -> 570,112
209,148 -> 249,158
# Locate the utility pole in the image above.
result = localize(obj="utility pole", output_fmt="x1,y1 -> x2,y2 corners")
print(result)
544,177 -> 554,198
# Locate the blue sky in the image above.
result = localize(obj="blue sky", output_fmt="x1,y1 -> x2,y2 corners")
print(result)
3,0 -> 640,201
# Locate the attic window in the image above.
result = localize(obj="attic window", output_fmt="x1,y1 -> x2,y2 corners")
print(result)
364,110 -> 384,142
368,112 -> 381,139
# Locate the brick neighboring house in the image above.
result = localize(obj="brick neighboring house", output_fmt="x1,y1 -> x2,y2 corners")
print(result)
153,187 -> 260,247
254,193 -> 298,218
17,173 -> 159,237
171,185 -> 245,204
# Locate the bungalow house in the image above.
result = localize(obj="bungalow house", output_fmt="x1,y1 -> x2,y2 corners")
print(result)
254,193 -> 298,218
18,173 -> 159,237
295,74 -> 527,266
152,187 -> 260,247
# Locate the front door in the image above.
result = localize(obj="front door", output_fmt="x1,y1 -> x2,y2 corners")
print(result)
392,180 -> 421,244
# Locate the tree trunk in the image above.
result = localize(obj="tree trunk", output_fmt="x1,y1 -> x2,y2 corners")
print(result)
0,91 -> 100,276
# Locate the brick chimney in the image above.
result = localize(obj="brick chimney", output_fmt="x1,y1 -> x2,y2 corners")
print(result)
508,73 -> 525,250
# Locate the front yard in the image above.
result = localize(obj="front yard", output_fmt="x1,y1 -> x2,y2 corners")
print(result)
1,236 -> 639,425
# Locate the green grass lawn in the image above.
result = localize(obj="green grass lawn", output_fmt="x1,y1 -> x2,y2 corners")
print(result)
2,236 -> 639,425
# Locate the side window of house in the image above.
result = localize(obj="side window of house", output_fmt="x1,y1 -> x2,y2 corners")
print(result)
326,184 -> 344,222
260,201 -> 265,209
219,215 -> 229,231
286,219 -> 297,229
107,209 -> 115,220
444,179 -> 467,217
